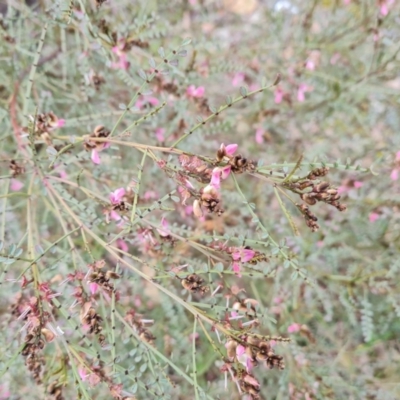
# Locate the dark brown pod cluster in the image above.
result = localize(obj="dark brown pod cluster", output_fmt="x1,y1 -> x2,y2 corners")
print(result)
226,336 -> 285,371
181,273 -> 209,294
193,184 -> 224,218
228,154 -> 256,174
47,381 -> 64,400
88,264 -> 120,295
26,112 -> 64,145
22,331 -> 45,384
9,160 -> 25,177
300,181 -> 346,212
125,310 -> 156,346
297,203 -> 319,232
83,125 -> 110,153
307,166 -> 329,180
178,154 -> 212,183
235,369 -> 261,399
80,302 -> 103,335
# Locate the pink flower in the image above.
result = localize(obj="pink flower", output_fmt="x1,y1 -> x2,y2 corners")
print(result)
144,190 -> 158,200
117,239 -> 129,252
109,210 -> 121,222
157,217 -> 170,237
330,53 -> 341,65
110,188 -> 126,204
232,261 -> 241,276
305,60 -> 315,71
210,166 -> 231,189
232,247 -> 255,263
91,142 -> 110,165
135,96 -> 159,110
111,45 -> 129,70
297,83 -> 313,102
78,367 -> 88,381
287,323 -> 301,333
186,85 -> 205,98
10,179 -> 24,191
91,149 -> 101,164
210,168 -> 222,189
0,385 -> 10,400
155,128 -> 165,142
225,143 -> 238,156
255,127 -> 264,144
274,86 -> 284,104
56,119 -> 65,128
232,72 -> 245,87
379,0 -> 394,16
236,344 -> 253,372
89,282 -> 99,295
391,169 -> 399,181
353,181 -> 363,189
369,212 -> 380,223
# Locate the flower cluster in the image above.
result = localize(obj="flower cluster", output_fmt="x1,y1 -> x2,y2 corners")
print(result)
285,167 -> 347,231
83,125 -> 111,165
181,273 -> 209,294
223,335 -> 285,399
26,112 -> 65,145
125,309 -> 156,346
87,260 -> 120,295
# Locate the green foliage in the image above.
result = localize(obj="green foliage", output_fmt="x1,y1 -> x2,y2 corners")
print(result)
0,0 -> 400,399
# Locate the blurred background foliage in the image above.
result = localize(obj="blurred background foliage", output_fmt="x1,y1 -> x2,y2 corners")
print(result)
0,0 -> 399,399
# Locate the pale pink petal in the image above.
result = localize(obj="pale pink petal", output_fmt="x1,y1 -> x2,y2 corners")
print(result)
210,168 -> 221,189
391,169 -> 399,181
231,250 -> 241,261
155,128 -> 165,142
225,144 -> 238,156
369,212 -> 380,223
330,53 -> 341,65
396,151 -> 400,161
232,261 -> 241,276
194,86 -> 205,97
353,181 -> 363,189
110,210 -> 121,221
102,142 -> 111,150
236,344 -> 246,356
56,119 -> 65,128
110,188 -> 126,204
255,128 -> 264,144
91,149 -> 101,164
380,3 -> 389,16
241,249 -> 255,263
144,190 -> 158,200
305,60 -> 315,71
232,72 -> 245,87
274,87 -> 284,104
157,217 -> 170,237
185,179 -> 194,189
78,367 -> 88,381
220,166 -> 231,180
287,323 -> 301,333
148,97 -> 159,106
187,85 -> 205,98
10,179 -> 24,191
89,282 -> 98,295
117,239 -> 129,252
